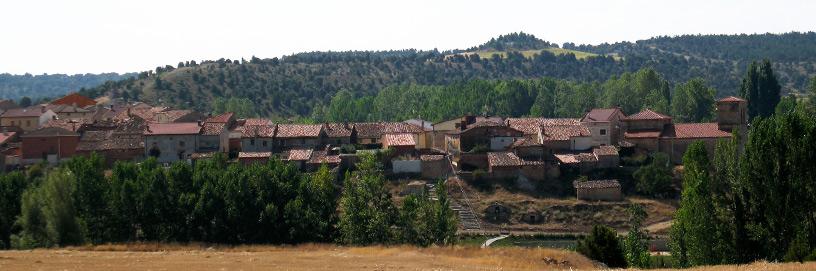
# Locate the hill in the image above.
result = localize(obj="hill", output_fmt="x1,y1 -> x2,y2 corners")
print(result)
74,32 -> 816,119
0,73 -> 135,102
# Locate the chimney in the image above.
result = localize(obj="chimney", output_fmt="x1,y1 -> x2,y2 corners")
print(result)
197,120 -> 203,127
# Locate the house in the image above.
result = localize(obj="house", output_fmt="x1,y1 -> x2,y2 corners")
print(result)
238,151 -> 272,165
230,118 -> 273,155
574,179 -> 623,201
486,151 -> 547,181
275,124 -> 324,150
382,133 -> 418,155
50,93 -> 97,108
445,120 -> 524,154
0,106 -> 57,131
323,123 -> 354,146
658,123 -> 732,163
20,127 -> 80,164
75,118 -> 146,165
47,104 -> 93,121
593,145 -> 620,168
420,154 -> 449,179
282,148 -> 313,169
580,108 -> 625,146
305,150 -> 341,170
554,146 -> 620,173
198,113 -> 235,153
622,109 -> 673,152
353,122 -> 424,147
240,124 -> 275,152
539,124 -> 593,151
144,122 -> 202,163
432,115 -> 504,132
506,117 -> 579,141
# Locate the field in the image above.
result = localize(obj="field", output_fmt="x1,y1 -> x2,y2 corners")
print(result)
1,245 -> 815,271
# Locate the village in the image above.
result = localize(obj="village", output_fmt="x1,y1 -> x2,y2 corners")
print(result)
0,92 -> 748,236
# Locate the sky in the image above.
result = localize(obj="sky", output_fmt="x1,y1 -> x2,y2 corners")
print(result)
0,0 -> 814,75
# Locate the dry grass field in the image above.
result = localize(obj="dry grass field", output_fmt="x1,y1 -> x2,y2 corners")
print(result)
1,244 -> 814,271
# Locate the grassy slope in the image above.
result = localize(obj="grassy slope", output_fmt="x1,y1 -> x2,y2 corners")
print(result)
461,47 -> 619,60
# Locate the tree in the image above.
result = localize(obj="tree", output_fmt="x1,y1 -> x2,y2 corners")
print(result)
739,60 -> 781,119
622,204 -> 651,268
672,78 -> 716,122
0,172 -> 27,248
338,153 -> 397,245
19,96 -> 32,107
633,153 -> 674,197
11,168 -> 84,248
576,225 -> 627,268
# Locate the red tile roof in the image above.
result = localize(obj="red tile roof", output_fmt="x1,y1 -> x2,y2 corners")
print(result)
241,118 -> 273,126
506,118 -> 580,135
582,108 -> 622,122
42,119 -> 88,132
144,122 -> 202,135
510,136 -> 541,148
307,150 -> 341,165
239,152 -> 272,158
1,106 -> 50,118
285,149 -> 313,161
487,152 -> 524,167
324,123 -> 353,138
624,109 -> 671,121
624,130 -> 662,139
663,123 -> 732,139
593,145 -> 619,156
275,124 -> 322,138
0,131 -> 17,145
541,125 -> 591,141
50,93 -> 97,108
382,133 -> 416,147
205,112 -> 234,123
241,125 -> 275,138
354,122 -> 423,138
717,96 -> 747,103
201,122 -> 226,136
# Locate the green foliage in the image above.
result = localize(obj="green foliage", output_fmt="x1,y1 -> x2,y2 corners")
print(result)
672,78 -> 716,122
212,97 -> 257,118
602,68 -> 670,115
775,95 -> 798,115
576,225 -> 627,268
0,73 -> 133,101
338,153 -> 397,245
0,172 -> 27,249
740,60 -> 782,119
633,153 -> 674,197
622,204 -> 650,268
11,168 -> 84,248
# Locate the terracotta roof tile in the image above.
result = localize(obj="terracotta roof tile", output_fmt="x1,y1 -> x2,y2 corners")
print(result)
285,149 -> 313,161
242,118 -> 273,126
241,125 -> 275,138
541,125 -> 591,141
201,122 -> 226,136
624,109 -> 671,121
663,123 -> 731,139
717,96 -> 747,103
50,93 -> 97,108
573,179 -> 620,189
205,112 -> 234,123
382,133 -> 416,147
144,122 -> 201,135
20,127 -> 79,137
487,152 -> 524,167
239,152 -> 272,158
354,122 -> 423,138
0,132 -> 17,145
2,106 -> 50,118
324,123 -> 352,138
42,119 -> 87,132
506,118 -> 580,135
593,145 -> 619,156
275,124 -> 322,138
307,150 -> 341,165
582,108 -> 622,122
510,136 -> 541,148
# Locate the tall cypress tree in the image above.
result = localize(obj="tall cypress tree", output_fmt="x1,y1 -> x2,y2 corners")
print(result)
740,59 -> 781,119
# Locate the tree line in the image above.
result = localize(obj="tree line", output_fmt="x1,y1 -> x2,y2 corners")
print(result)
0,153 -> 456,249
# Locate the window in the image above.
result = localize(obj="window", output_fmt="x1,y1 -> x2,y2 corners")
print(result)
250,139 -> 255,145
600,129 -> 607,135
26,120 -> 31,126
262,140 -> 267,147
179,141 -> 185,147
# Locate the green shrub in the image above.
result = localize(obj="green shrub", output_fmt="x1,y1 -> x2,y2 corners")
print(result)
576,225 -> 627,268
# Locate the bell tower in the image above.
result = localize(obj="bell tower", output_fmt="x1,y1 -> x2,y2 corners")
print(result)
716,96 -> 748,134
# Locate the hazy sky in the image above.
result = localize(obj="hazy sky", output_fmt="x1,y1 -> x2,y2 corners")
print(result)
1,0 -> 814,74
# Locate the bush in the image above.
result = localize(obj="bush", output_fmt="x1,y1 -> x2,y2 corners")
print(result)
576,225 -> 627,268
633,153 -> 674,197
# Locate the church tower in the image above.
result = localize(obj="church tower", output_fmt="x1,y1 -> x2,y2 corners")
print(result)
716,96 -> 748,133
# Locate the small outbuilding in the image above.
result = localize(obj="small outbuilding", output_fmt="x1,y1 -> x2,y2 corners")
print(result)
521,208 -> 543,224
401,180 -> 427,196
485,202 -> 512,222
574,179 -> 623,201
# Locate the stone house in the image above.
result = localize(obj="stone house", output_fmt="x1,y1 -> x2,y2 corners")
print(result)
0,106 -> 57,131
144,122 -> 202,163
382,133 -> 418,155
506,117 -> 579,142
353,122 -> 424,148
420,154 -> 449,179
275,124 -> 324,150
47,104 -> 93,121
539,124 -> 593,152
574,179 -> 623,201
240,124 -> 276,153
323,123 -> 354,146
282,148 -> 313,169
76,118 -> 145,165
238,151 -> 271,165
445,121 -> 524,154
580,107 -> 625,146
